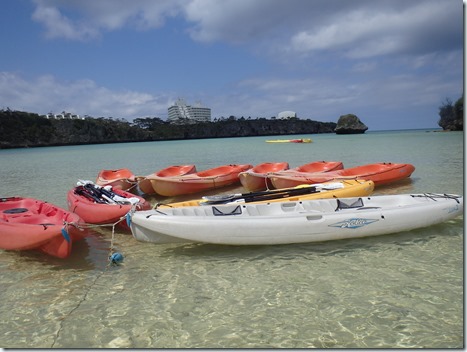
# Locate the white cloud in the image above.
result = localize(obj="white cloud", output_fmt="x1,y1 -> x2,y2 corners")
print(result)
183,0 -> 294,43
31,1 -> 98,40
289,0 -> 461,58
1,68 -> 460,129
31,0 -> 462,60
31,0 -> 182,40
5,0 -> 463,130
0,72 -> 171,119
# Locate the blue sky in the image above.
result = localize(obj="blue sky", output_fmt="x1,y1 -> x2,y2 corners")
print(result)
0,0 -> 463,130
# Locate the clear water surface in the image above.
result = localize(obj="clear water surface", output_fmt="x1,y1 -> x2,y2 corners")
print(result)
0,130 -> 463,348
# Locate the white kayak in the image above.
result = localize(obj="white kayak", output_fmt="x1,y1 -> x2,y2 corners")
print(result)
129,193 -> 463,245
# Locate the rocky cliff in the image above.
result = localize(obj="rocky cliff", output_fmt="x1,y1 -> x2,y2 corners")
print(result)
334,114 -> 368,134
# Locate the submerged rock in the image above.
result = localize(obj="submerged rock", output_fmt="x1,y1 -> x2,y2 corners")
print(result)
335,114 -> 368,134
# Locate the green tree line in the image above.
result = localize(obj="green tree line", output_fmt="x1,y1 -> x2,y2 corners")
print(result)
0,110 -> 336,149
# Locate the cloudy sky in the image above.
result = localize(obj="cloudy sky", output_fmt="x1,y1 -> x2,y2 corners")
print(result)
0,0 -> 463,130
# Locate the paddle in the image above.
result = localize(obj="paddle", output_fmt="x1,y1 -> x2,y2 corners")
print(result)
77,180 -> 141,205
201,183 -> 344,205
74,186 -> 106,203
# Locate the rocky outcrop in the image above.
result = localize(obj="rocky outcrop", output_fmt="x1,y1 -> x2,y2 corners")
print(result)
439,116 -> 463,131
334,114 -> 368,134
438,97 -> 463,131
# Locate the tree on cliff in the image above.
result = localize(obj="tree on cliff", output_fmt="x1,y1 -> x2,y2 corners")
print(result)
438,96 -> 463,131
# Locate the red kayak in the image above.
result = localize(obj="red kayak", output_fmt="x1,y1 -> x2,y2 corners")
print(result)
0,197 -> 88,258
67,182 -> 150,231
96,168 -> 136,190
270,162 -> 415,189
136,165 -> 197,194
150,164 -> 253,196
239,162 -> 290,192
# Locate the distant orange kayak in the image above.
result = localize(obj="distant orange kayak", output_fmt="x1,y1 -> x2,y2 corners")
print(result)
150,164 -> 253,196
0,197 -> 87,258
239,162 -> 290,192
270,162 -> 415,189
266,138 -> 312,143
136,165 -> 197,194
96,168 -> 136,190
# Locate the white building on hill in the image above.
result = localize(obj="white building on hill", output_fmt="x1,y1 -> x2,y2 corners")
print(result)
44,111 -> 84,120
168,98 -> 211,124
278,111 -> 297,119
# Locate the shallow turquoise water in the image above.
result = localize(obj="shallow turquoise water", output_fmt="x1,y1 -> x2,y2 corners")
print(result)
0,130 -> 463,348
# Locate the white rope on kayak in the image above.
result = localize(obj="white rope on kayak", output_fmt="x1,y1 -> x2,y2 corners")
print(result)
66,209 -> 134,266
125,180 -> 139,192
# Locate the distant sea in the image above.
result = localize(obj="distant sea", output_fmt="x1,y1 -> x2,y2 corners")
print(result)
0,129 -> 463,348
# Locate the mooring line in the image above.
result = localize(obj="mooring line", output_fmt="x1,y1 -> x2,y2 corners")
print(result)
50,214 -> 128,347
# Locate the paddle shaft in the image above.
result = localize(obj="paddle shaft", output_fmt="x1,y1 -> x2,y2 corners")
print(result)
204,186 -> 318,204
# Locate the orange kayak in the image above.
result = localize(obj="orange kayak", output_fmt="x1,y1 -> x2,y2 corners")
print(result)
136,165 -> 197,194
150,164 -> 253,196
239,162 -> 290,192
292,160 -> 343,173
265,161 -> 344,189
270,162 -> 415,189
96,168 -> 136,190
0,197 -> 88,258
67,182 -> 150,231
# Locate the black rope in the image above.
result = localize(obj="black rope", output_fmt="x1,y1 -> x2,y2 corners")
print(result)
411,193 -> 461,204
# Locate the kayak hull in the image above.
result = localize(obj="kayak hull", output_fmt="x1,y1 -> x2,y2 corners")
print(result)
239,161 -> 344,192
96,168 -> 136,190
150,164 -> 253,197
0,197 -> 88,258
137,165 -> 197,194
130,193 -> 463,245
239,162 -> 289,192
270,162 -> 415,189
67,187 -> 150,230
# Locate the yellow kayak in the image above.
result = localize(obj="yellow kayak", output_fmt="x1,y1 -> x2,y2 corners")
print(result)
157,179 -> 374,208
265,138 -> 312,143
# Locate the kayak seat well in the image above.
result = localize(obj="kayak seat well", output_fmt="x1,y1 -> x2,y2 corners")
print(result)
194,207 -> 211,216
245,206 -> 260,216
336,198 -> 364,211
38,202 -> 58,217
212,205 -> 242,216
3,208 -> 28,214
301,200 -> 337,213
335,198 -> 381,211
167,207 -> 210,216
